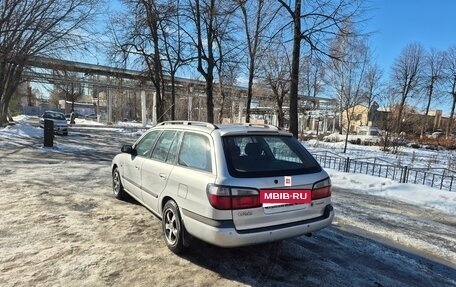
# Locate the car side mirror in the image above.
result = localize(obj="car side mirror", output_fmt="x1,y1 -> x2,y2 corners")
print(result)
121,145 -> 136,155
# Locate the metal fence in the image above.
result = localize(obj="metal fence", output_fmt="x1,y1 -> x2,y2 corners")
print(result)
311,151 -> 456,192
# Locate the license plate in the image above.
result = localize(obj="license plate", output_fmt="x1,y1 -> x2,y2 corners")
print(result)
263,202 -> 310,214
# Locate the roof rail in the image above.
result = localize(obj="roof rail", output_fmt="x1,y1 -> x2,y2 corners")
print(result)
157,121 -> 218,129
243,123 -> 280,130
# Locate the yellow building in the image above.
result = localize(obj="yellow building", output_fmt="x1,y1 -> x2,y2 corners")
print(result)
342,103 -> 449,135
341,104 -> 372,133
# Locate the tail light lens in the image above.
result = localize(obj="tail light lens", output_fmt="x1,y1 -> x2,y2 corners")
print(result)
207,185 -> 231,209
207,185 -> 261,210
312,178 -> 332,200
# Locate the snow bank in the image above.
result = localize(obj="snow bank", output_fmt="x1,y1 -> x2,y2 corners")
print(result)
0,123 -> 42,139
328,170 -> 456,215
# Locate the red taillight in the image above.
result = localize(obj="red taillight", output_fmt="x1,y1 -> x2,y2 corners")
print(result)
231,195 -> 260,209
207,185 -> 261,210
312,186 -> 331,199
208,195 -> 231,209
312,178 -> 332,200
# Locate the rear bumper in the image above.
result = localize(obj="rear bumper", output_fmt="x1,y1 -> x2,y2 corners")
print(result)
39,124 -> 68,134
182,204 -> 334,248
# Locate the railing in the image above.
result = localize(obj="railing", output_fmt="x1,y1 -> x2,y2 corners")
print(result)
311,151 -> 456,192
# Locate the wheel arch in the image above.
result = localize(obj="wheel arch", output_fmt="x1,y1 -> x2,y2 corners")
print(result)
161,196 -> 175,216
111,163 -> 119,174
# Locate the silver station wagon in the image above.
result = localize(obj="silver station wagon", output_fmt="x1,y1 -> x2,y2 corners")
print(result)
111,121 -> 334,253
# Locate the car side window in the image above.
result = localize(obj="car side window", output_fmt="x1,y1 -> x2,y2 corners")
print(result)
151,130 -> 178,162
166,132 -> 181,164
135,130 -> 161,157
178,133 -> 212,172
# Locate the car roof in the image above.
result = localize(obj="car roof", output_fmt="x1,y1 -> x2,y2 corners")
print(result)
154,121 -> 292,137
43,110 -> 64,115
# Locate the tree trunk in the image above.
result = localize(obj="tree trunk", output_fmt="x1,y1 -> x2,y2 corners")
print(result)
0,96 -> 9,126
245,57 -> 255,123
446,79 -> 456,137
421,82 -> 434,139
206,72 -> 214,123
154,58 -> 162,123
447,94 -> 456,137
277,96 -> 284,128
0,62 -> 23,126
396,92 -> 407,133
71,83 -> 75,112
170,72 -> 176,120
343,113 -> 351,153
289,0 -> 301,138
277,108 -> 284,128
218,90 -> 225,124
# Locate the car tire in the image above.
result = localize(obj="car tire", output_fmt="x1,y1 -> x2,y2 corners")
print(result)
112,167 -> 126,200
162,200 -> 184,254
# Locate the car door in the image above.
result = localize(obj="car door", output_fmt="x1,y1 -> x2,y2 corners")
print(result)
141,130 -> 181,212
122,130 -> 161,199
169,132 -> 216,215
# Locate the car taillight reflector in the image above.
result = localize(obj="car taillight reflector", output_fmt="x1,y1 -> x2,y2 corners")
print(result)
231,195 -> 260,209
312,178 -> 332,200
207,185 -> 260,210
312,186 -> 331,200
207,195 -> 232,209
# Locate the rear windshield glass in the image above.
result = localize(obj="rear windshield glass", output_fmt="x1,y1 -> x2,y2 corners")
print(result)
222,135 -> 321,177
44,112 -> 65,120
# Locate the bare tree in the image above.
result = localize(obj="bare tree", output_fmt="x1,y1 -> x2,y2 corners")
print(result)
212,11 -> 242,124
258,40 -> 291,128
215,62 -> 239,124
110,0 -> 177,123
377,88 -> 398,152
328,22 -> 370,153
419,48 -> 445,138
389,42 -> 424,133
363,63 -> 383,110
184,0 -> 214,123
277,0 -> 365,137
51,71 -> 85,112
0,0 -> 97,126
159,1 -> 191,120
237,0 -> 279,123
444,46 -> 456,137
300,51 -> 325,98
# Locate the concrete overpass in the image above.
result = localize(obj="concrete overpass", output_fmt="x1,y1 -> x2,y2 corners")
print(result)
23,56 -> 220,125
23,56 -> 337,129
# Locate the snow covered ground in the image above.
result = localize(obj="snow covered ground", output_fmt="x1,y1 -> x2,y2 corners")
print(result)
303,139 -> 456,216
1,116 -> 455,286
4,116 -> 456,217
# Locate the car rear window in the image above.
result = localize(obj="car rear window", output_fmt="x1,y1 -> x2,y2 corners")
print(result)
222,135 -> 321,177
44,112 -> 66,120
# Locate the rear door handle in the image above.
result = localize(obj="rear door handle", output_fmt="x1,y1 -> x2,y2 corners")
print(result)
159,173 -> 167,180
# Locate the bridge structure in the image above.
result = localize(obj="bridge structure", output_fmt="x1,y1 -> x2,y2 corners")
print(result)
23,56 -> 216,125
23,56 -> 338,130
